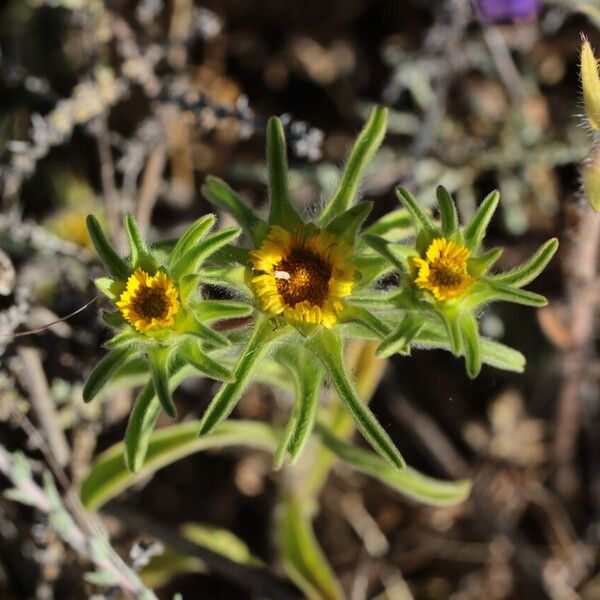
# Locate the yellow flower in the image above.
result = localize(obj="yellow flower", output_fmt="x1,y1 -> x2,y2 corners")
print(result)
116,268 -> 180,333
249,225 -> 355,328
412,238 -> 475,301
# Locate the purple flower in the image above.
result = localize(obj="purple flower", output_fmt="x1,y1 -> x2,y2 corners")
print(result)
476,0 -> 541,23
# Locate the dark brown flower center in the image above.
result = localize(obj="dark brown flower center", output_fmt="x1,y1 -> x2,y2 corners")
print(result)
274,248 -> 332,307
133,288 -> 169,319
429,263 -> 465,288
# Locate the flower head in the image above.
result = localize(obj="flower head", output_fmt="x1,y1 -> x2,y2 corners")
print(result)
412,238 -> 475,301
250,225 -> 355,328
116,268 -> 180,333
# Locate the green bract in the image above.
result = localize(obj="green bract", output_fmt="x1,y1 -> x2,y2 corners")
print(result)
84,214 -> 249,470
361,186 -> 559,378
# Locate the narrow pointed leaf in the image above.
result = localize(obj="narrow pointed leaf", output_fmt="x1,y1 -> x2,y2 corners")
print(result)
362,234 -> 407,272
275,348 -> 324,467
86,215 -> 130,280
377,315 -> 425,357
178,274 -> 202,306
319,106 -> 388,225
171,228 -> 240,279
179,340 -> 234,382
94,277 -> 120,301
201,176 -> 262,238
436,186 -> 460,237
486,284 -> 548,307
200,265 -> 247,288
83,347 -> 137,403
441,311 -> 462,355
103,329 -> 138,350
149,348 -> 176,418
193,300 -> 253,322
125,383 -> 162,473
198,317 -> 286,435
463,190 -> 499,252
363,208 -> 413,239
102,310 -> 127,328
395,187 -> 437,235
414,323 -> 526,372
189,320 -> 230,348
125,357 -> 191,472
279,495 -> 345,600
267,117 -> 303,228
339,306 -> 390,340
81,420 -> 279,510
316,425 -> 471,506
489,238 -> 558,288
168,214 -> 216,270
307,329 -> 404,469
468,247 -> 503,277
459,312 -> 481,378
124,214 -> 147,266
324,201 -> 373,245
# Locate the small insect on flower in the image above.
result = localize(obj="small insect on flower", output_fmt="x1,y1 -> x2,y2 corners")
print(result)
250,225 -> 355,328
412,238 -> 475,301
116,268 -> 181,333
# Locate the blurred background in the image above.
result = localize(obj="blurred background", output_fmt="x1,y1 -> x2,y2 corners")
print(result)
1,0 -> 600,598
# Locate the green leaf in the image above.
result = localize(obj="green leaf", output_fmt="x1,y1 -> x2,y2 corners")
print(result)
197,317 -> 286,435
94,277 -> 121,301
178,274 -> 202,306
124,214 -> 147,266
86,215 -> 130,280
485,284 -> 548,307
179,339 -> 234,382
201,177 -> 262,238
274,346 -> 324,467
319,106 -> 388,225
339,305 -> 391,340
436,186 -> 460,237
279,495 -> 345,600
193,300 -> 253,322
377,315 -> 425,357
124,357 -> 192,472
80,420 -> 279,510
188,319 -> 231,348
168,214 -> 216,270
102,310 -> 127,328
103,329 -> 138,350
149,347 -> 176,418
468,247 -> 503,278
459,311 -> 481,378
352,253 -> 396,289
463,190 -> 499,253
362,208 -> 413,239
489,238 -> 558,288
362,234 -> 407,272
267,117 -> 303,228
324,201 -> 373,245
440,309 -> 462,355
414,323 -> 526,372
316,425 -> 471,506
199,265 -> 247,289
395,187 -> 436,235
306,328 -> 405,469
125,384 -> 162,473
83,347 -> 138,403
171,228 -> 241,280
